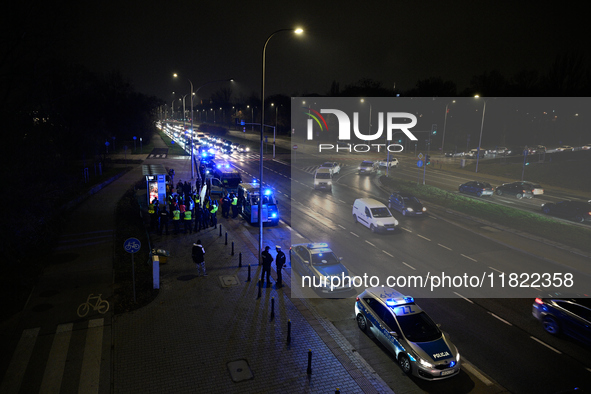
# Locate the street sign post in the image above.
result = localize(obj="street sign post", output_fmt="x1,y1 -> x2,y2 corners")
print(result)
124,238 -> 141,302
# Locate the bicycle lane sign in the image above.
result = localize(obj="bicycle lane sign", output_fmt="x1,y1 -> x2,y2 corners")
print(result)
124,238 -> 141,253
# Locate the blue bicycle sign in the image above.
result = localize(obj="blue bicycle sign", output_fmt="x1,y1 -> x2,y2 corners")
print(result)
124,238 -> 141,254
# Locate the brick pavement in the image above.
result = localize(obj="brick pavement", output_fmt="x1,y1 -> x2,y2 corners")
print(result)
112,137 -> 395,393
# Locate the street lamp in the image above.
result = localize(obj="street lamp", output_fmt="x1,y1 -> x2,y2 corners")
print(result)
271,103 -> 281,158
441,100 -> 455,155
259,27 -> 303,262
474,96 -> 493,173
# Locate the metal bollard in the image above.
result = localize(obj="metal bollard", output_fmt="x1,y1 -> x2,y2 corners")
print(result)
239,252 -> 242,267
307,349 -> 312,375
231,241 -> 234,255
225,232 -> 228,245
257,279 -> 261,299
287,319 -> 291,344
335,389 -> 340,394
247,264 -> 251,281
219,225 -> 222,237
270,297 -> 275,319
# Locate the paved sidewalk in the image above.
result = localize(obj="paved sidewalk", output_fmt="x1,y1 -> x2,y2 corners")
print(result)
112,134 -> 396,393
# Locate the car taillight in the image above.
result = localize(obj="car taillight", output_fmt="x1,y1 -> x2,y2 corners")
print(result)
356,297 -> 360,302
535,298 -> 543,305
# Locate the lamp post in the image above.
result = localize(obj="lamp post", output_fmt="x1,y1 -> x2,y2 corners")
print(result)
441,100 -> 455,155
259,28 -> 303,262
474,96 -> 493,173
271,103 -> 280,158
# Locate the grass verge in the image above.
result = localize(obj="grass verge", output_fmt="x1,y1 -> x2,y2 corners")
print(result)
380,176 -> 591,253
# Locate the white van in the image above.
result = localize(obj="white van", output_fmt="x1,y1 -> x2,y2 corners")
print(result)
352,198 -> 398,233
314,167 -> 333,191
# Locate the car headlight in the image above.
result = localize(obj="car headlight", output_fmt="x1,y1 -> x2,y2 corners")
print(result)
422,207 -> 427,212
456,352 -> 460,362
418,357 -> 434,369
406,207 -> 414,212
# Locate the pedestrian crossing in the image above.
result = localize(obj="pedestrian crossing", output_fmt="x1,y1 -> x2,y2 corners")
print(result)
300,163 -> 348,175
0,319 -> 108,394
147,153 -> 167,159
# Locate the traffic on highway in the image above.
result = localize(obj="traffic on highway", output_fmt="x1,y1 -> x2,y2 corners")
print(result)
158,111 -> 591,393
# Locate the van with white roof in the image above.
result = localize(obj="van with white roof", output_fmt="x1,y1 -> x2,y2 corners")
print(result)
352,198 -> 398,233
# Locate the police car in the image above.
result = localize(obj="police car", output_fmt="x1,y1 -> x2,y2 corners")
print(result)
355,287 -> 461,380
290,243 -> 353,295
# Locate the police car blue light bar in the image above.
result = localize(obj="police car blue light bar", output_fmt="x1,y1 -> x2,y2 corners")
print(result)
264,189 -> 272,195
385,296 -> 414,306
307,243 -> 328,249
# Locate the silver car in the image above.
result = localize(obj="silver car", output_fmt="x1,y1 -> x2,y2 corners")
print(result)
355,287 -> 461,380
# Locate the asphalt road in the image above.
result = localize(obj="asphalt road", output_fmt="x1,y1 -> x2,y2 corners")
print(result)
221,136 -> 591,394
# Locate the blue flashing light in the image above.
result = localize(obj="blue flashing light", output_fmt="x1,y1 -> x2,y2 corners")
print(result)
217,164 -> 221,169
385,296 -> 414,306
449,361 -> 456,368
271,213 -> 277,218
225,164 -> 230,168
264,189 -> 272,195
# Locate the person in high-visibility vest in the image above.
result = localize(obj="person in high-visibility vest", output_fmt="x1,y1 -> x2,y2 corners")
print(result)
230,193 -> 239,218
172,206 -> 181,235
183,208 -> 193,234
149,199 -> 158,231
210,201 -> 218,228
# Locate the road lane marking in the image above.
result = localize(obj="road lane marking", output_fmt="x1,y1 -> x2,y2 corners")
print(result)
488,312 -> 513,326
438,243 -> 452,250
453,292 -> 473,303
337,224 -> 346,230
40,323 -> 73,394
0,327 -> 40,393
530,336 -> 562,354
489,266 -> 504,274
417,234 -> 431,241
461,254 -> 478,262
382,250 -> 394,257
400,227 -> 412,233
462,362 -> 493,386
79,318 -> 105,393
365,241 -> 376,247
402,262 -> 416,270
350,232 -> 359,237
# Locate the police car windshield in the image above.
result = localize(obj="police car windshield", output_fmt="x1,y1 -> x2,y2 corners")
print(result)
223,178 -> 241,187
316,173 -> 331,179
311,252 -> 339,265
396,312 -> 441,342
370,207 -> 392,218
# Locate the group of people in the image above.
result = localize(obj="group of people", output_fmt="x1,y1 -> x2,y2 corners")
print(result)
261,245 -> 286,288
148,183 -> 220,236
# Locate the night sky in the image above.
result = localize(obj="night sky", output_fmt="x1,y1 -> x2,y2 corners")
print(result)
48,1 -> 591,100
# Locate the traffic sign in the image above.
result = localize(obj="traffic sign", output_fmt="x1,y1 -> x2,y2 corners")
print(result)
293,145 -> 298,150
417,160 -> 424,167
124,238 -> 141,254
418,153 -> 424,159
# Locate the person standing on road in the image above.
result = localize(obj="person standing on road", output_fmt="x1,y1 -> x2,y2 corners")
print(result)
210,200 -> 218,228
230,193 -> 239,218
261,246 -> 273,286
159,204 -> 169,235
221,193 -> 231,218
183,208 -> 193,234
275,245 -> 286,288
172,205 -> 181,235
192,239 -> 207,277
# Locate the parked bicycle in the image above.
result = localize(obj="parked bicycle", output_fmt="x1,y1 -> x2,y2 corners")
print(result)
77,294 -> 109,318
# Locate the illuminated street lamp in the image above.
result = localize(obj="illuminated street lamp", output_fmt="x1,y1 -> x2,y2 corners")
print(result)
440,100 -> 455,155
258,28 -> 303,262
474,96 -> 494,173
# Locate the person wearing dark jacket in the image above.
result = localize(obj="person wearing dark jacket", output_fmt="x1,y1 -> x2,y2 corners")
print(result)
275,245 -> 286,288
192,240 -> 207,277
261,246 -> 273,286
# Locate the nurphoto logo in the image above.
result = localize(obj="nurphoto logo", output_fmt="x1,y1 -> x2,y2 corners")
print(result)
303,106 -> 418,153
